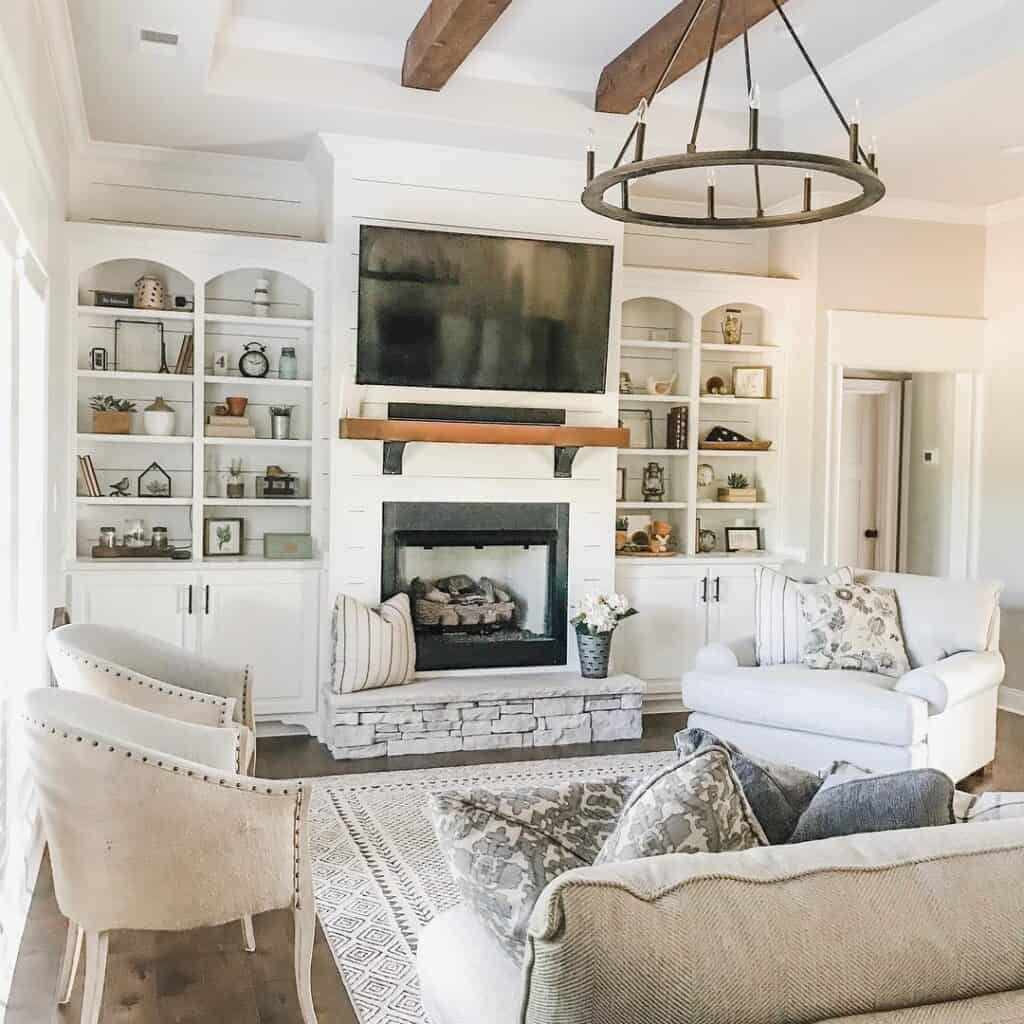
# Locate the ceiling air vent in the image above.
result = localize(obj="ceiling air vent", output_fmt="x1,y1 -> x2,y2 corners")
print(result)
139,28 -> 179,56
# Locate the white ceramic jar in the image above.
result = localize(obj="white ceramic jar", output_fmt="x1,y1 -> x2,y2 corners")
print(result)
143,396 -> 175,436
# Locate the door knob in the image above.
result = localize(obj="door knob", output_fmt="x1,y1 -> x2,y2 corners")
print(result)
864,529 -> 879,539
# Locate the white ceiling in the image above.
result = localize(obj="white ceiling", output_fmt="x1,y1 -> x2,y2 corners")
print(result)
66,0 -> 1024,210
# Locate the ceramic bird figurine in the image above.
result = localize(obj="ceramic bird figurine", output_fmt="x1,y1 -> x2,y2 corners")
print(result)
109,477 -> 131,498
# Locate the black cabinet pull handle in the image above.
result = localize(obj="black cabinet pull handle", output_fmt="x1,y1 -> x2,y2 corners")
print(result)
187,585 -> 193,615
701,577 -> 708,603
714,576 -> 721,603
204,585 -> 210,615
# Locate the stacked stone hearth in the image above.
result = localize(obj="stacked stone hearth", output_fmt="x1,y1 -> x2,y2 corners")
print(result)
321,673 -> 645,760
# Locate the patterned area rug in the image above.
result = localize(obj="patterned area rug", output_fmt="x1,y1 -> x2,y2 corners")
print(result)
310,750 -> 675,1024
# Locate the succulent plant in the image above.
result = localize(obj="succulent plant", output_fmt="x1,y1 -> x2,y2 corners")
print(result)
89,395 -> 136,413
727,472 -> 749,489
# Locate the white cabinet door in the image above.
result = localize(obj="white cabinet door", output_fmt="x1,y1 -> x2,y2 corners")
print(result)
706,564 -> 758,648
70,572 -> 195,649
197,571 -> 319,716
613,566 -> 709,682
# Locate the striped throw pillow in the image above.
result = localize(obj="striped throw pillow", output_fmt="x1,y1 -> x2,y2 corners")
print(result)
754,565 -> 854,666
331,593 -> 416,694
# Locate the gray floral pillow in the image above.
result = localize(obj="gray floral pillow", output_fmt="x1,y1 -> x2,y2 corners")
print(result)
430,778 -> 634,960
795,582 -> 911,678
596,747 -> 768,865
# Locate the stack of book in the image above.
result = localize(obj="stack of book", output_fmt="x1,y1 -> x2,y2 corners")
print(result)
206,413 -> 256,439
78,455 -> 101,496
666,405 -> 688,450
173,333 -> 194,374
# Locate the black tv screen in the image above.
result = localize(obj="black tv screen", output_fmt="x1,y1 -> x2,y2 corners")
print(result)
356,225 -> 612,393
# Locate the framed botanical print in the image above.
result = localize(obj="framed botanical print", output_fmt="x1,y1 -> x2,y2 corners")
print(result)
204,517 -> 244,556
732,366 -> 771,399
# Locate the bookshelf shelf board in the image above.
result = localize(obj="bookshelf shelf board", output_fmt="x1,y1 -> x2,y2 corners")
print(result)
701,343 -> 781,354
75,497 -> 194,506
698,396 -> 779,406
620,339 -> 691,351
205,313 -> 313,328
77,305 -> 195,322
616,501 -> 688,510
696,501 -> 775,510
76,370 -> 195,383
202,498 -> 312,507
203,437 -> 313,448
619,448 -> 690,457
77,433 -> 194,445
203,375 -> 313,389
696,448 -> 777,457
618,394 -> 690,404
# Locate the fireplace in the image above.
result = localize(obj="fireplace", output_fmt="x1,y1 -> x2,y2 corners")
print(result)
382,502 -> 569,671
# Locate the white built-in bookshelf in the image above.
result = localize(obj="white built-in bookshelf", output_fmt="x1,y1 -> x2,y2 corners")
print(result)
67,224 -> 327,565
615,266 -> 794,560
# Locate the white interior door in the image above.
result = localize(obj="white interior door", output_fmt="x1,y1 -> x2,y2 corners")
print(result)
837,380 -> 901,570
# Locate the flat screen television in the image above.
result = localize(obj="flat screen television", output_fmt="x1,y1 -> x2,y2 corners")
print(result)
356,225 -> 613,393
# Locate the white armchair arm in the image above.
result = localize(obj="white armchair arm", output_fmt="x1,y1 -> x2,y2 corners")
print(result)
896,651 -> 1006,715
694,636 -> 757,672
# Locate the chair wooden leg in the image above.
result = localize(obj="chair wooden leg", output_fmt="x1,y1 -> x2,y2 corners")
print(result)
294,903 -> 318,1024
55,921 -> 83,1005
80,931 -> 109,1024
241,915 -> 256,953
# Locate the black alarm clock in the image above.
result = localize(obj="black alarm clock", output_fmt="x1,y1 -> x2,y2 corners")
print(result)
239,341 -> 269,378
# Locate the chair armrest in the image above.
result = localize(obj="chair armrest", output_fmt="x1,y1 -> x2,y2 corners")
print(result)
896,651 -> 1005,715
694,636 -> 757,672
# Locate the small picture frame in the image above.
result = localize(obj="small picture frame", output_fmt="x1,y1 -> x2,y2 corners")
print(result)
204,517 -> 244,556
725,526 -> 764,553
732,366 -> 771,400
619,408 -> 654,449
213,351 -> 229,373
616,466 -> 627,501
90,347 -> 108,371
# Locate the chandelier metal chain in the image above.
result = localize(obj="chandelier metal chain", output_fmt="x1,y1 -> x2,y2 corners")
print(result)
582,0 -> 885,230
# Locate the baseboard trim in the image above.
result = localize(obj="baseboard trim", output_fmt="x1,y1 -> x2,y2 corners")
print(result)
998,686 -> 1024,716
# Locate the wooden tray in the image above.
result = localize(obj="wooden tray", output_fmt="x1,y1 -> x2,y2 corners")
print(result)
91,545 -> 177,559
617,548 -> 679,558
700,441 -> 772,451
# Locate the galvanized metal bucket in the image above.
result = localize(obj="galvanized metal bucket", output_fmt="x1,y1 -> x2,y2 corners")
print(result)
576,631 -> 613,679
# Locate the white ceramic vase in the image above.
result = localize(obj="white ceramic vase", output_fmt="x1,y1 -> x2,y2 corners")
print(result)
143,396 -> 175,436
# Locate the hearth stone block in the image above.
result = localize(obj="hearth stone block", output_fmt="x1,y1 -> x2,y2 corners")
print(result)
620,693 -> 643,710
387,736 -> 463,756
477,701 -> 501,707
375,724 -> 399,734
460,706 -> 500,721
460,720 -> 492,736
534,697 -> 585,718
591,709 -> 643,741
333,725 -> 376,747
423,708 -> 460,722
534,723 -> 592,747
424,720 -> 453,732
542,713 -> 588,731
359,712 -> 386,724
334,712 -> 360,726
584,697 -> 623,712
329,742 -> 387,759
463,733 -> 524,751
381,709 -> 423,725
413,703 -> 446,710
401,722 -> 427,733
492,715 -> 537,733
500,702 -> 533,715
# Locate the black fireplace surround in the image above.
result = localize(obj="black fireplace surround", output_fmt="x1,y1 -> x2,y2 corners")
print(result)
382,502 -> 569,672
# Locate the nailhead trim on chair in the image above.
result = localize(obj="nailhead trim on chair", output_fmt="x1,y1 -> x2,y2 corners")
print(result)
56,649 -> 235,727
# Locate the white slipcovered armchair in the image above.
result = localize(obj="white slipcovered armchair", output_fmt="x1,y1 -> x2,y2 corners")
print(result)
683,570 -> 1005,782
23,688 -> 317,1024
46,623 -> 255,774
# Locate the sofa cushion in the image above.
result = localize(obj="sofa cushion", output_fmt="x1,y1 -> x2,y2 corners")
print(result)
755,564 -> 855,666
795,583 -> 911,678
596,746 -> 767,864
789,761 -> 954,844
856,572 -> 1002,668
683,664 -> 929,746
675,726 -> 822,844
429,778 -> 633,961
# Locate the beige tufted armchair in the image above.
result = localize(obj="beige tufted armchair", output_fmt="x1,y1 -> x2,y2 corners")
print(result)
23,688 -> 317,1024
46,623 -> 256,774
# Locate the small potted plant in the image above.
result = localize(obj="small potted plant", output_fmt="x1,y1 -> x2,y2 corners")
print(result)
90,395 -> 136,434
571,593 -> 637,679
615,516 -> 629,551
719,472 -> 757,503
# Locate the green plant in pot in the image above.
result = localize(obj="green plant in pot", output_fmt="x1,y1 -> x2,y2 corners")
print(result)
719,471 -> 757,503
571,593 -> 637,679
89,395 -> 136,435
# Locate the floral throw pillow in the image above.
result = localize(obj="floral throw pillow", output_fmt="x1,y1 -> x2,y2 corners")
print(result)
796,583 -> 911,678
595,746 -> 768,865
430,778 -> 635,961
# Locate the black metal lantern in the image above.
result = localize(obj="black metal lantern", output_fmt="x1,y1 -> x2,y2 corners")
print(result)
138,461 -> 172,498
581,0 -> 885,230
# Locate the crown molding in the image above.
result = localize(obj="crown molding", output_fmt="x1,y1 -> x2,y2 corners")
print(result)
33,0 -> 90,151
985,194 -> 1024,227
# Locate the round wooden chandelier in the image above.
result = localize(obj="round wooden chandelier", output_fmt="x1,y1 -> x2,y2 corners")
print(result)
581,0 -> 886,230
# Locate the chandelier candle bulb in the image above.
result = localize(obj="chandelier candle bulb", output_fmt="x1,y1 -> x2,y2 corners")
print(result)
748,84 -> 761,150
868,136 -> 879,172
849,99 -> 862,163
586,129 -> 596,183
634,98 -> 648,162
803,174 -> 813,212
707,168 -> 716,219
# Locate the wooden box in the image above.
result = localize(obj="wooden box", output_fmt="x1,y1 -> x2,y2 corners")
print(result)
93,411 -> 131,434
718,487 -> 758,502
263,533 -> 313,560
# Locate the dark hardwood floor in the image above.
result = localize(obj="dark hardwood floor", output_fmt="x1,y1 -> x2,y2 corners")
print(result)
7,710 -> 1024,1023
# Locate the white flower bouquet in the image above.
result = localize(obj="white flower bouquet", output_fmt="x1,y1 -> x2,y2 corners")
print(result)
571,592 -> 637,636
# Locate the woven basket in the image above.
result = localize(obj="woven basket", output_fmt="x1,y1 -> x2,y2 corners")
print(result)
576,631 -> 613,679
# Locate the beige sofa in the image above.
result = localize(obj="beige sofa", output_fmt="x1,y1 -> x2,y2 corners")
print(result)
417,819 -> 1024,1023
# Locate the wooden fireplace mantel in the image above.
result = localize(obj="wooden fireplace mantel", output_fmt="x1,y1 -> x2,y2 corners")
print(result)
339,417 -> 629,477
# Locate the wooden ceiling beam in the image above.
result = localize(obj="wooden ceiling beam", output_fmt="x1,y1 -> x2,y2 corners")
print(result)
402,0 -> 513,91
595,0 -> 788,115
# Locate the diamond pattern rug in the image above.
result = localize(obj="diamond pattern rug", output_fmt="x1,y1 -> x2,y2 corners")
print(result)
310,750 -> 675,1024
